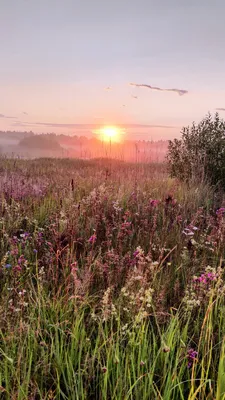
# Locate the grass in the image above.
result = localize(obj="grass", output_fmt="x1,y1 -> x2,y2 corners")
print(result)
0,157 -> 224,399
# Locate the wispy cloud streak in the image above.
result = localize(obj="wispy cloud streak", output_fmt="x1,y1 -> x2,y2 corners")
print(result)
0,113 -> 17,119
130,83 -> 188,96
11,121 -> 177,130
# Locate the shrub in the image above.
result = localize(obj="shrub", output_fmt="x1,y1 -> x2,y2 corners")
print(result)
167,113 -> 225,188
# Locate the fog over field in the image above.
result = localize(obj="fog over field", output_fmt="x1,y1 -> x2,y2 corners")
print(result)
0,130 -> 169,162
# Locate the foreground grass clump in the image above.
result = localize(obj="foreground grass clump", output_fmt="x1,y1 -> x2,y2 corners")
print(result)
0,157 -> 225,399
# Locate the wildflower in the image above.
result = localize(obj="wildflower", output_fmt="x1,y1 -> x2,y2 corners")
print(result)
177,215 -> 182,222
207,272 -> 216,280
21,232 -> 30,239
150,199 -> 159,207
12,236 -> 19,244
133,246 -> 144,259
33,249 -> 38,253
102,367 -> 107,373
18,255 -> 25,265
182,228 -> 194,236
133,249 -> 139,258
216,207 -> 225,215
10,248 -> 18,256
88,233 -> 97,244
71,262 -> 77,268
4,263 -> 12,269
193,270 -> 217,285
121,221 -> 131,229
18,289 -> 26,296
187,348 -> 198,368
140,360 -> 145,366
14,265 -> 22,272
198,274 -> 207,284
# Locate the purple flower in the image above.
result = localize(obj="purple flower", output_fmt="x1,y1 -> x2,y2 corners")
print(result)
133,249 -> 139,258
88,233 -> 97,244
33,249 -> 38,253
187,348 -> 198,368
216,207 -> 225,216
4,263 -> 12,269
12,236 -> 19,244
18,255 -> 25,265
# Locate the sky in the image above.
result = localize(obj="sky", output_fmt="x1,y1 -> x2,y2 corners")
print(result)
1,0 -> 225,140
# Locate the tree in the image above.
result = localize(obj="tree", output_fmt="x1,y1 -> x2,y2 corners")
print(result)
19,134 -> 62,151
167,113 -> 225,188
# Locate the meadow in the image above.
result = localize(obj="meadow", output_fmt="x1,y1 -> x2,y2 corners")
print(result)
0,157 -> 225,399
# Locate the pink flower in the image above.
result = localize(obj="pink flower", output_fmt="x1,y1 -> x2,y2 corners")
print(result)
216,207 -> 225,216
121,222 -> 131,229
88,233 -> 97,244
133,249 -> 139,258
194,271 -> 217,285
177,215 -> 182,223
14,265 -> 22,272
150,199 -> 159,207
71,262 -> 77,268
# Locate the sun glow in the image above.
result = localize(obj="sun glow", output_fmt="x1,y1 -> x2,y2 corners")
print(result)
97,126 -> 123,143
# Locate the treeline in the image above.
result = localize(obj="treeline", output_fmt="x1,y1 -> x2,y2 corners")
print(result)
0,131 -> 169,161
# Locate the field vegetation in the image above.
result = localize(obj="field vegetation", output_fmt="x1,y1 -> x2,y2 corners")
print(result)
0,156 -> 225,399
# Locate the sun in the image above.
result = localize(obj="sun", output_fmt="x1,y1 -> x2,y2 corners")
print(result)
97,126 -> 122,143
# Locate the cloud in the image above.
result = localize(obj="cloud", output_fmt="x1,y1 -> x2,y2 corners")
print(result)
215,108 -> 225,111
12,121 -> 177,130
11,122 -> 32,127
122,124 -> 177,129
0,113 -> 17,119
36,122 -> 177,129
130,83 -> 188,96
34,122 -> 87,128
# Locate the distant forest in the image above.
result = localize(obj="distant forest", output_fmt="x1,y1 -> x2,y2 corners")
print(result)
0,131 -> 169,162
